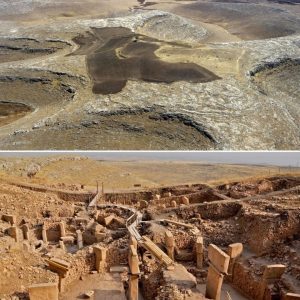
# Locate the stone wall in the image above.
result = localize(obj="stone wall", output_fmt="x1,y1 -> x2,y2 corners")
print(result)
231,261 -> 262,300
240,209 -> 300,255
175,202 -> 242,221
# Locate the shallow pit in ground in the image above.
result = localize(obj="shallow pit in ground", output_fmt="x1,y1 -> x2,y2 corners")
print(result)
0,38 -> 70,63
0,101 -> 33,127
0,110 -> 217,150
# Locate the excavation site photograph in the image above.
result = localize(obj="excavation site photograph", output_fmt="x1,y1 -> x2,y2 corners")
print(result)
0,0 -> 299,150
0,151 -> 299,300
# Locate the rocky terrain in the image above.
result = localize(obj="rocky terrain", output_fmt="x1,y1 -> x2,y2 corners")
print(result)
0,0 -> 299,149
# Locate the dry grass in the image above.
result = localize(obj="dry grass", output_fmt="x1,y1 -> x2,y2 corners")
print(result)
0,156 -> 299,191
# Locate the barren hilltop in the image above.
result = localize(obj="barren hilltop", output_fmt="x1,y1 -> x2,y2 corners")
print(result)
0,0 -> 299,150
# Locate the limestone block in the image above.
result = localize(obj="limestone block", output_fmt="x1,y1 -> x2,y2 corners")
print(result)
263,264 -> 286,280
28,282 -> 58,300
59,241 -> 65,252
59,222 -> 66,237
2,214 -> 16,225
196,236 -> 204,269
104,215 -> 115,226
128,274 -> 139,300
22,224 -> 30,240
128,245 -> 140,275
165,231 -> 175,247
208,244 -> 230,274
42,227 -> 48,244
227,243 -> 243,258
8,226 -> 19,242
76,230 -> 83,249
196,237 -> 204,253
129,235 -> 138,250
205,264 -> 224,300
94,246 -> 107,272
23,241 -> 31,251
284,293 -> 300,300
48,258 -> 70,277
182,196 -> 189,205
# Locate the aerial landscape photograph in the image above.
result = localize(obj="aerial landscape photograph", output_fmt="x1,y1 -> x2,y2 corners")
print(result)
0,0 -> 299,299
0,152 -> 299,299
0,0 -> 299,149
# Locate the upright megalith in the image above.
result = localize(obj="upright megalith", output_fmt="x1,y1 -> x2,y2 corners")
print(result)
165,230 -> 175,260
59,240 -> 66,252
76,229 -> 83,249
227,243 -> 243,278
28,282 -> 58,300
129,235 -> 138,250
93,246 -> 107,273
42,225 -> 48,244
195,236 -> 204,269
8,225 -> 19,242
205,244 -> 230,300
259,264 -> 286,300
128,245 -> 140,275
128,244 -> 140,300
59,221 -> 66,238
22,224 -> 30,240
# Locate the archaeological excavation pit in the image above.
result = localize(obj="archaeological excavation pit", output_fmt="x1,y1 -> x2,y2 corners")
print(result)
0,171 -> 299,300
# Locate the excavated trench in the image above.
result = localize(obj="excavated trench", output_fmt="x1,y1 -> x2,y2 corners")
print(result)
72,27 -> 220,94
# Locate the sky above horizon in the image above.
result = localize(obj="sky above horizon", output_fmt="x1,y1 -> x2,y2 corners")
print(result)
0,151 -> 298,167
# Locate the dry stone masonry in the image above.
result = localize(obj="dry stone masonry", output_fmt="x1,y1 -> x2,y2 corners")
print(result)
0,175 -> 299,299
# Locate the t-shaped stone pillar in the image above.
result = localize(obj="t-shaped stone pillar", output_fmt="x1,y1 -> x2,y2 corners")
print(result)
93,246 -> 107,273
259,264 -> 286,300
129,235 -> 138,251
227,243 -> 243,280
205,244 -> 230,300
195,236 -> 204,269
165,230 -> 175,260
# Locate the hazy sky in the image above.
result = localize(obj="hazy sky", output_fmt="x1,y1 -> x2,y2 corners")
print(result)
0,151 -> 298,167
